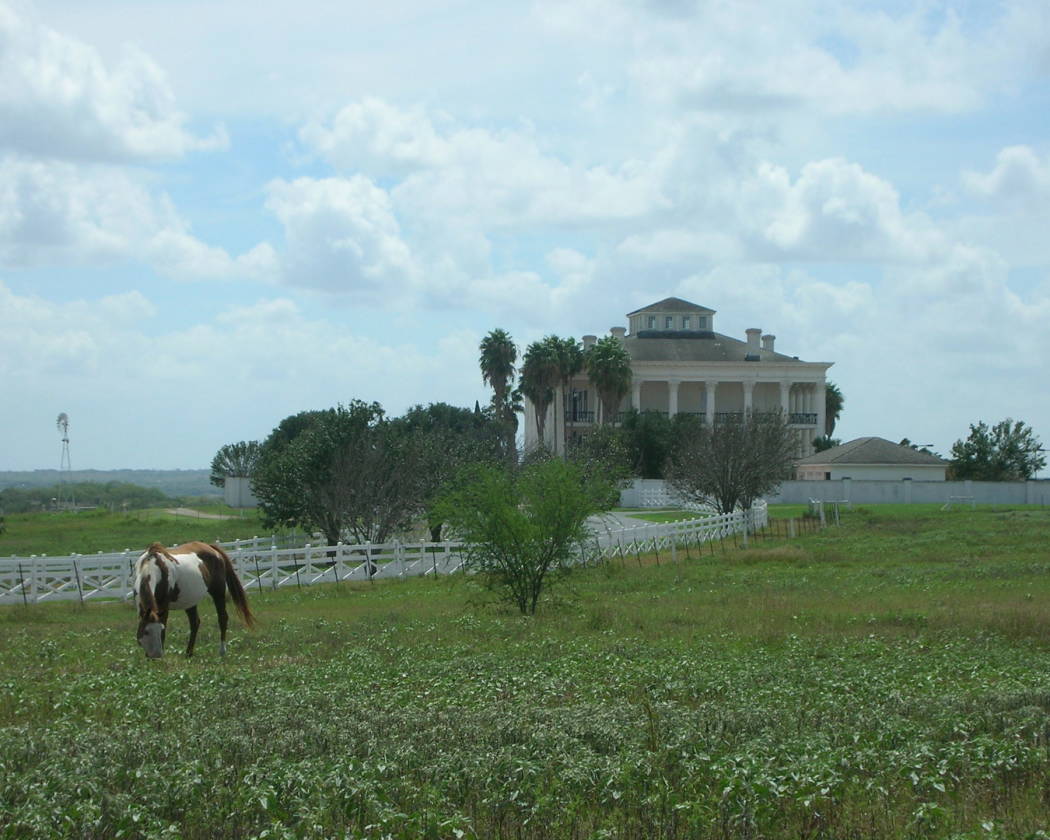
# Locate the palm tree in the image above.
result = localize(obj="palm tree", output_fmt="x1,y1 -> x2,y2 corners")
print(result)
479,329 -> 518,463
550,336 -> 584,455
586,335 -> 633,426
519,340 -> 559,446
825,381 -> 844,437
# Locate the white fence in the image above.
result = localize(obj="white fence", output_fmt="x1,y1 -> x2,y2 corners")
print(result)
0,506 -> 767,606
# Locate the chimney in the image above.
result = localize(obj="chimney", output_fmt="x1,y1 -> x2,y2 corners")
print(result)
610,327 -> 627,341
761,334 -> 775,352
746,328 -> 761,350
582,334 -> 597,349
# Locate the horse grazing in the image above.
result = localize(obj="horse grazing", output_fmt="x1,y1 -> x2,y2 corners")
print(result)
134,541 -> 254,659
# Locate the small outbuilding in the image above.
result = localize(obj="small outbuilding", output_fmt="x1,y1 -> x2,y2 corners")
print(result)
795,437 -> 948,481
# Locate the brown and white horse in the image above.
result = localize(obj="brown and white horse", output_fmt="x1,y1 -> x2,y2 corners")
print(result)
134,541 -> 254,659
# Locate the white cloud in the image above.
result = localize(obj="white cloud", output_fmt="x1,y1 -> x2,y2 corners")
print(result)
963,145 -> 1050,211
0,281 -> 494,467
537,0 -> 1048,116
0,155 -> 255,277
262,175 -> 421,299
301,99 -> 668,228
728,158 -> 946,263
0,156 -> 167,264
0,1 -> 225,161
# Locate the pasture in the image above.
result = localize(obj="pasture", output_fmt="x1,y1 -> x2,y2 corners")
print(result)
0,507 -> 276,557
2,506 -> 1050,839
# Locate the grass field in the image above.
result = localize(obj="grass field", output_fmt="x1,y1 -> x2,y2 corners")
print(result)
2,506 -> 1050,838
0,506 -> 280,557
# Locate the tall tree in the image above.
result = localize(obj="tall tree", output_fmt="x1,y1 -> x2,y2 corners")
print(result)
209,440 -> 261,488
519,339 -> 559,447
479,329 -> 519,464
548,336 -> 584,455
949,419 -> 1045,481
665,411 -> 796,514
585,335 -> 633,426
825,381 -> 845,436
252,401 -> 428,545
394,402 -> 503,540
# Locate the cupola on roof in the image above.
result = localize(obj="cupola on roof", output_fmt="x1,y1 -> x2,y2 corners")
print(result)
627,297 -> 714,316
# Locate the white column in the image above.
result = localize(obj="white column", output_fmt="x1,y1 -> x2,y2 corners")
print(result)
779,381 -> 790,417
632,381 -> 642,410
705,380 -> 718,425
816,380 -> 827,437
668,379 -> 680,417
743,381 -> 754,415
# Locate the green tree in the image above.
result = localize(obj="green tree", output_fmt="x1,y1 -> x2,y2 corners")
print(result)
825,381 -> 845,437
437,458 -> 612,614
209,440 -> 261,488
899,438 -> 940,457
479,329 -> 519,464
665,411 -> 796,514
812,435 -> 841,453
519,339 -> 559,446
948,419 -> 1045,481
566,425 -> 633,506
585,335 -> 632,426
552,336 -> 584,454
393,402 -> 503,540
252,401 -> 428,545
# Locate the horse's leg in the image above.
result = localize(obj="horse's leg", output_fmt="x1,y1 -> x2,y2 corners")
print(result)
185,605 -> 201,657
211,591 -> 230,657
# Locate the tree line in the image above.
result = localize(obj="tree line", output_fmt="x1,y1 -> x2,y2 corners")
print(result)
0,482 -> 172,513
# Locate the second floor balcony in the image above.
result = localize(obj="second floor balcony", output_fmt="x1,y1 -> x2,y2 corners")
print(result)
562,408 -> 820,427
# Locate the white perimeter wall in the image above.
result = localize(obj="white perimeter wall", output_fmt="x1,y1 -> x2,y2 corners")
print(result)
621,478 -> 1050,507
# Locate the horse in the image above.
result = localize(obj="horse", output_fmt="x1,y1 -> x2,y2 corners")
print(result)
134,541 -> 254,659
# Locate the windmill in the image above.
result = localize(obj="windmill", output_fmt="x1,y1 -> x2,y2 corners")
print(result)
56,413 -> 74,510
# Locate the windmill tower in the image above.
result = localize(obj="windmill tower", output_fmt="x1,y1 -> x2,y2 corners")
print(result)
56,413 -> 74,510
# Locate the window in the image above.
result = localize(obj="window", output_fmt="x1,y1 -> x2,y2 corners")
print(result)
698,316 -> 708,329
665,316 -> 673,329
647,315 -> 656,329
682,315 -> 691,329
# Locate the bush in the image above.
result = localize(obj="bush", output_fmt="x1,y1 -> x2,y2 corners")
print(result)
438,459 -> 612,613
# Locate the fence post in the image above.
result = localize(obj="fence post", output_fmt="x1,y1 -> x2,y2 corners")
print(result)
73,558 -> 84,604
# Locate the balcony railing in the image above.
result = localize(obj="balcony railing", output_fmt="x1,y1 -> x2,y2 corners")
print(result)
556,410 -> 820,426
564,410 -> 595,423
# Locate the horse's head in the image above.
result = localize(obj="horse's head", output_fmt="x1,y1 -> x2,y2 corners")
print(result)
138,618 -> 165,658
135,543 -> 170,659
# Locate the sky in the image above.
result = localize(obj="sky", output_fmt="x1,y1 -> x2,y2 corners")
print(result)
1,0 -> 1048,472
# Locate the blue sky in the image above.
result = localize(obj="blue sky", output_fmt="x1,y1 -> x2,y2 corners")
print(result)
1,0 -> 1048,471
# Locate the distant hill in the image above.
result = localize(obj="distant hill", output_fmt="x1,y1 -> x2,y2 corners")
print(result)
0,469 -> 219,499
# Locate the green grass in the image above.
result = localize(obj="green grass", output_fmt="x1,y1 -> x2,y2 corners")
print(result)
0,507 -> 283,556
2,506 -> 1050,838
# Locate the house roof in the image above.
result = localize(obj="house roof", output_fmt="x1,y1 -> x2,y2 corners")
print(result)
624,331 -> 803,363
796,437 -> 947,466
627,297 -> 714,316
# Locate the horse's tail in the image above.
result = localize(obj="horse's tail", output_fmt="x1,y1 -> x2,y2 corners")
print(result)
211,543 -> 255,629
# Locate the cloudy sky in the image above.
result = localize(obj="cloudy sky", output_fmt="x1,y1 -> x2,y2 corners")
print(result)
2,0 -> 1048,472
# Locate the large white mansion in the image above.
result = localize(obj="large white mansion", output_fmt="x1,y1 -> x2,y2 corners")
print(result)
522,297 -> 833,456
